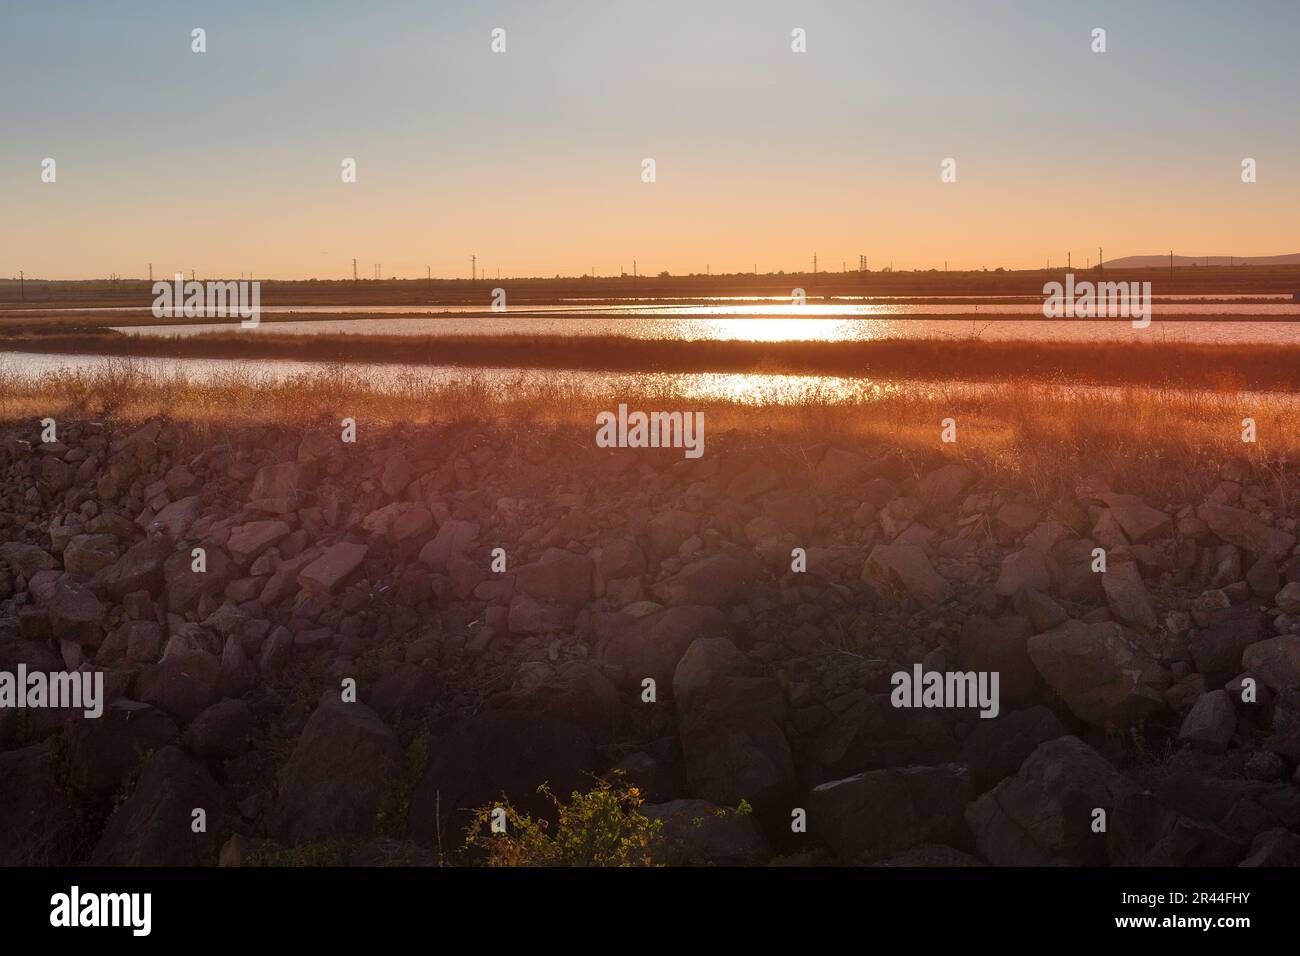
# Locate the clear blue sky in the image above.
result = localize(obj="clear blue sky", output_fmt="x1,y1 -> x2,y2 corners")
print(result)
3,0 -> 1297,278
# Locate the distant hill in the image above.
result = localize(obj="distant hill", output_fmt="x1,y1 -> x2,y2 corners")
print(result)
1100,252 -> 1300,268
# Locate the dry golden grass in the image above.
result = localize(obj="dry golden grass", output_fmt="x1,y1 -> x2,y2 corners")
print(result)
2,358 -> 1296,503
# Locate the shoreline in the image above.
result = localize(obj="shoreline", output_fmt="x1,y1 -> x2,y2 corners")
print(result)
2,412 -> 1297,867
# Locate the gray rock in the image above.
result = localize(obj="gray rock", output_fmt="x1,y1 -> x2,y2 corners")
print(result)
96,536 -> 171,599
1276,582 -> 1300,615
810,764 -> 972,861
1026,620 -> 1169,728
965,735 -> 1143,865
134,636 -> 221,723
45,578 -> 106,645
186,698 -> 256,760
1098,493 -> 1171,543
1241,636 -> 1300,692
600,605 -> 729,690
996,548 -> 1051,597
655,553 -> 756,607
514,548 -> 594,606
417,518 -> 479,570
227,520 -> 291,566
63,700 -> 179,801
1177,690 -> 1236,753
1101,556 -> 1158,631
62,533 -> 120,576
1197,503 -> 1296,560
959,705 -> 1067,792
298,541 -> 368,593
271,694 -> 403,845
1190,604 -> 1270,687
91,746 -> 225,865
917,464 -> 976,509
862,544 -> 951,604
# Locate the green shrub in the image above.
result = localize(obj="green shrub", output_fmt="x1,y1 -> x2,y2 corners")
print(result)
463,775 -> 664,867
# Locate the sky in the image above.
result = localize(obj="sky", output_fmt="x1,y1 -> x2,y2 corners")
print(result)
2,0 -> 1298,279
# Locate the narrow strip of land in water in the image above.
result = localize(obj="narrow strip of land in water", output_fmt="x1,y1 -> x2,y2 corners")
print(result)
3,331 -> 1299,391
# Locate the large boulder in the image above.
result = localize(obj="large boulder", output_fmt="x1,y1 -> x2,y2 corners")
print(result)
810,764 -> 972,861
1197,504 -> 1296,559
673,643 -> 794,812
965,735 -> 1144,865
1098,493 -> 1171,543
134,635 -> 222,723
1101,557 -> 1158,631
655,553 -> 756,608
514,548 -> 594,607
0,542 -> 58,578
271,694 -> 403,845
163,544 -> 235,614
959,705 -> 1067,792
1177,690 -> 1236,754
0,741 -> 83,865
63,700 -> 179,802
45,578 -> 106,645
1190,604 -> 1270,687
1241,636 -> 1300,692
250,461 -> 301,500
995,549 -> 1051,597
862,544 -> 951,604
298,541 -> 368,593
62,533 -> 120,576
226,520 -> 290,566
813,694 -> 957,773
956,615 -> 1042,706
917,463 -> 976,509
1047,538 -> 1104,603
417,519 -> 480,570
90,746 -> 225,865
600,605 -> 729,690
1026,620 -> 1168,728
96,536 -> 172,599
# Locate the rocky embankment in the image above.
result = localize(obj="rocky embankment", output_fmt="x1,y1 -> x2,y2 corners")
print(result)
1,417 -> 1299,866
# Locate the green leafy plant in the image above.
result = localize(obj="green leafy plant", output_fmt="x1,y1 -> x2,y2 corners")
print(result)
463,774 -> 664,867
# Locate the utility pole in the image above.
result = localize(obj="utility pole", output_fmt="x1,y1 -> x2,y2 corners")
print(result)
471,255 -> 476,281
19,270 -> 24,303
1067,252 -> 1071,271
149,263 -> 153,283
1098,247 -> 1103,271
633,260 -> 637,278
1169,250 -> 1174,278
812,252 -> 817,274
353,258 -> 358,282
